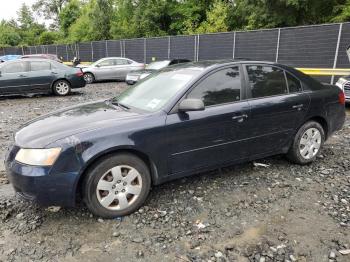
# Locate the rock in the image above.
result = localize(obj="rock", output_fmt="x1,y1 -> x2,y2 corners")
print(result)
215,251 -> 223,258
112,232 -> 120,237
16,213 -> 24,220
329,251 -> 336,259
339,249 -> 350,255
97,218 -> 104,223
132,237 -> 144,243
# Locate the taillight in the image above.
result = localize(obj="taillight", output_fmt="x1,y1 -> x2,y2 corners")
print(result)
76,70 -> 84,77
339,91 -> 346,105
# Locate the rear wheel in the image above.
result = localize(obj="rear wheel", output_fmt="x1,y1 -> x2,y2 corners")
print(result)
53,80 -> 71,96
84,73 -> 95,84
83,153 -> 151,218
287,121 -> 325,164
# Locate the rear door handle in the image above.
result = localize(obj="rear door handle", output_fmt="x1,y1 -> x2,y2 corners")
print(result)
18,74 -> 26,77
232,114 -> 248,122
51,72 -> 58,75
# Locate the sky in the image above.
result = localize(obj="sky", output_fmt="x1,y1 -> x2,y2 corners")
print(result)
0,0 -> 37,21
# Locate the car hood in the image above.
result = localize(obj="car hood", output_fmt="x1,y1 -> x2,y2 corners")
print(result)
15,100 -> 141,148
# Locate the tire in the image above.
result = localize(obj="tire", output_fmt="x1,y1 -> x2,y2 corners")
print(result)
287,121 -> 325,165
53,80 -> 71,96
83,153 -> 151,218
84,73 -> 95,84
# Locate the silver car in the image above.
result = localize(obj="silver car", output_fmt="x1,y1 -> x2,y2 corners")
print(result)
81,57 -> 144,84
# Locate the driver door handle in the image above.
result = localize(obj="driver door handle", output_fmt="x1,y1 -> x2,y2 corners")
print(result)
18,74 -> 26,77
292,104 -> 304,110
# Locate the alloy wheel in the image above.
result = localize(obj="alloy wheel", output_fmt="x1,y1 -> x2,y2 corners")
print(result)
55,81 -> 70,95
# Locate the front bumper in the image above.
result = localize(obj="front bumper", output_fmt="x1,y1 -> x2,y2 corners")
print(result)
5,146 -> 80,207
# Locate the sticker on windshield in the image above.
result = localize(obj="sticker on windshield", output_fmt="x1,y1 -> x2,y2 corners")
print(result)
171,74 -> 193,81
146,99 -> 162,109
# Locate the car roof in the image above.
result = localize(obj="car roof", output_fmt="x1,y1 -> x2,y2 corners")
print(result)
166,59 -> 277,71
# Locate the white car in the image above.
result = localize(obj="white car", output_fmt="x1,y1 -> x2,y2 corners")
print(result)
81,57 -> 145,84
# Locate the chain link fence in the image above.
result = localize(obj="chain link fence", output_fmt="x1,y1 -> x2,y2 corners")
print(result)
2,22 -> 350,83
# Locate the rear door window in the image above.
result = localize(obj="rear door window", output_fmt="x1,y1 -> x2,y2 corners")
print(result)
246,65 -> 288,98
97,59 -> 113,67
286,72 -> 303,93
115,59 -> 129,65
30,61 -> 51,71
2,61 -> 28,74
188,66 -> 241,106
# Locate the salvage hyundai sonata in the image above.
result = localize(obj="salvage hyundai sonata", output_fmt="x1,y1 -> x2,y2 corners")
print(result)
5,60 -> 346,218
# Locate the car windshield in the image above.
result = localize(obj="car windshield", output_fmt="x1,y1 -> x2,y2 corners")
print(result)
146,61 -> 170,70
113,67 -> 203,112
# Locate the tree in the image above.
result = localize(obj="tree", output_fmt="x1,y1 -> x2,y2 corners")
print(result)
17,4 -> 35,30
33,0 -> 69,26
88,0 -> 113,40
110,0 -> 136,39
38,31 -> 61,44
0,21 -> 22,47
59,0 -> 82,35
194,0 -> 229,34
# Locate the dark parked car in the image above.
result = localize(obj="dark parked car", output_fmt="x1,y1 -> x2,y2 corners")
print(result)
126,59 -> 191,85
5,60 -> 345,218
0,59 -> 86,96
21,54 -> 63,63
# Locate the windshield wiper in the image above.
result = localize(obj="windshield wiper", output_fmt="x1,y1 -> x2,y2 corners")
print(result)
110,100 -> 130,110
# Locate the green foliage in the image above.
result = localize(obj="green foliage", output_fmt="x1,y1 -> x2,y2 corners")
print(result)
2,0 -> 350,47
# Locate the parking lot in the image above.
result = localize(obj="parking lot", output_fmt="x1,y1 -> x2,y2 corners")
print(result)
0,82 -> 349,262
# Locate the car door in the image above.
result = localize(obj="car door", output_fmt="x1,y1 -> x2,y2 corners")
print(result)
27,61 -> 56,93
243,64 -> 310,156
94,59 -> 115,80
114,59 -> 132,79
165,65 -> 251,175
0,61 -> 29,95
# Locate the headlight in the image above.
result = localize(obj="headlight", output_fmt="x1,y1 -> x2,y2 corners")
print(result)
15,148 -> 62,166
140,73 -> 151,80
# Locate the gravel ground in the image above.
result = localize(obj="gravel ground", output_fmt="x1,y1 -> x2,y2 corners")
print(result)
0,82 -> 349,262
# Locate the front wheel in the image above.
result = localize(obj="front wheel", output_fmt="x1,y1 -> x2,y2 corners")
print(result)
53,80 -> 71,96
83,153 -> 151,218
287,121 -> 325,164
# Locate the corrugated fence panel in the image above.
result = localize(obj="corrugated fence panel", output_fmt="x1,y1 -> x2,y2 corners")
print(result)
146,37 -> 169,63
169,35 -> 196,61
92,41 -> 107,61
125,39 -> 144,63
4,47 -> 22,55
78,42 -> 93,62
278,24 -> 339,68
198,33 -> 234,60
56,45 -> 67,61
235,30 -> 279,61
106,40 -> 122,57
336,23 -> 350,68
47,45 -> 57,55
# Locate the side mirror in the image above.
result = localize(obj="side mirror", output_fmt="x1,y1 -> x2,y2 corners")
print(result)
178,98 -> 205,112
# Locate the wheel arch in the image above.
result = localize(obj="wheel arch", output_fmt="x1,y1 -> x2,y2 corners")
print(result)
75,147 -> 159,203
305,116 -> 329,139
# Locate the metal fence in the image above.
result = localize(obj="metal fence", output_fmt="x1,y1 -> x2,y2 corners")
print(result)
1,22 -> 350,83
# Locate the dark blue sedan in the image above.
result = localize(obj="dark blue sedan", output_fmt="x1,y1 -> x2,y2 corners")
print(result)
0,58 -> 86,96
5,60 -> 346,218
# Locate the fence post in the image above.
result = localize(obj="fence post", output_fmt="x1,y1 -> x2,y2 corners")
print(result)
168,36 -> 171,59
105,40 -> 108,57
91,42 -> 94,62
233,32 -> 236,59
331,23 -> 343,85
65,45 -> 69,62
123,40 -> 126,57
194,35 -> 197,61
120,41 -> 123,57
197,34 -> 200,62
144,38 -> 147,63
275,28 -> 281,63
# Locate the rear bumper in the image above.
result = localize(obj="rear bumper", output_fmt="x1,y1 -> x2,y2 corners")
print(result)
69,76 -> 86,89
